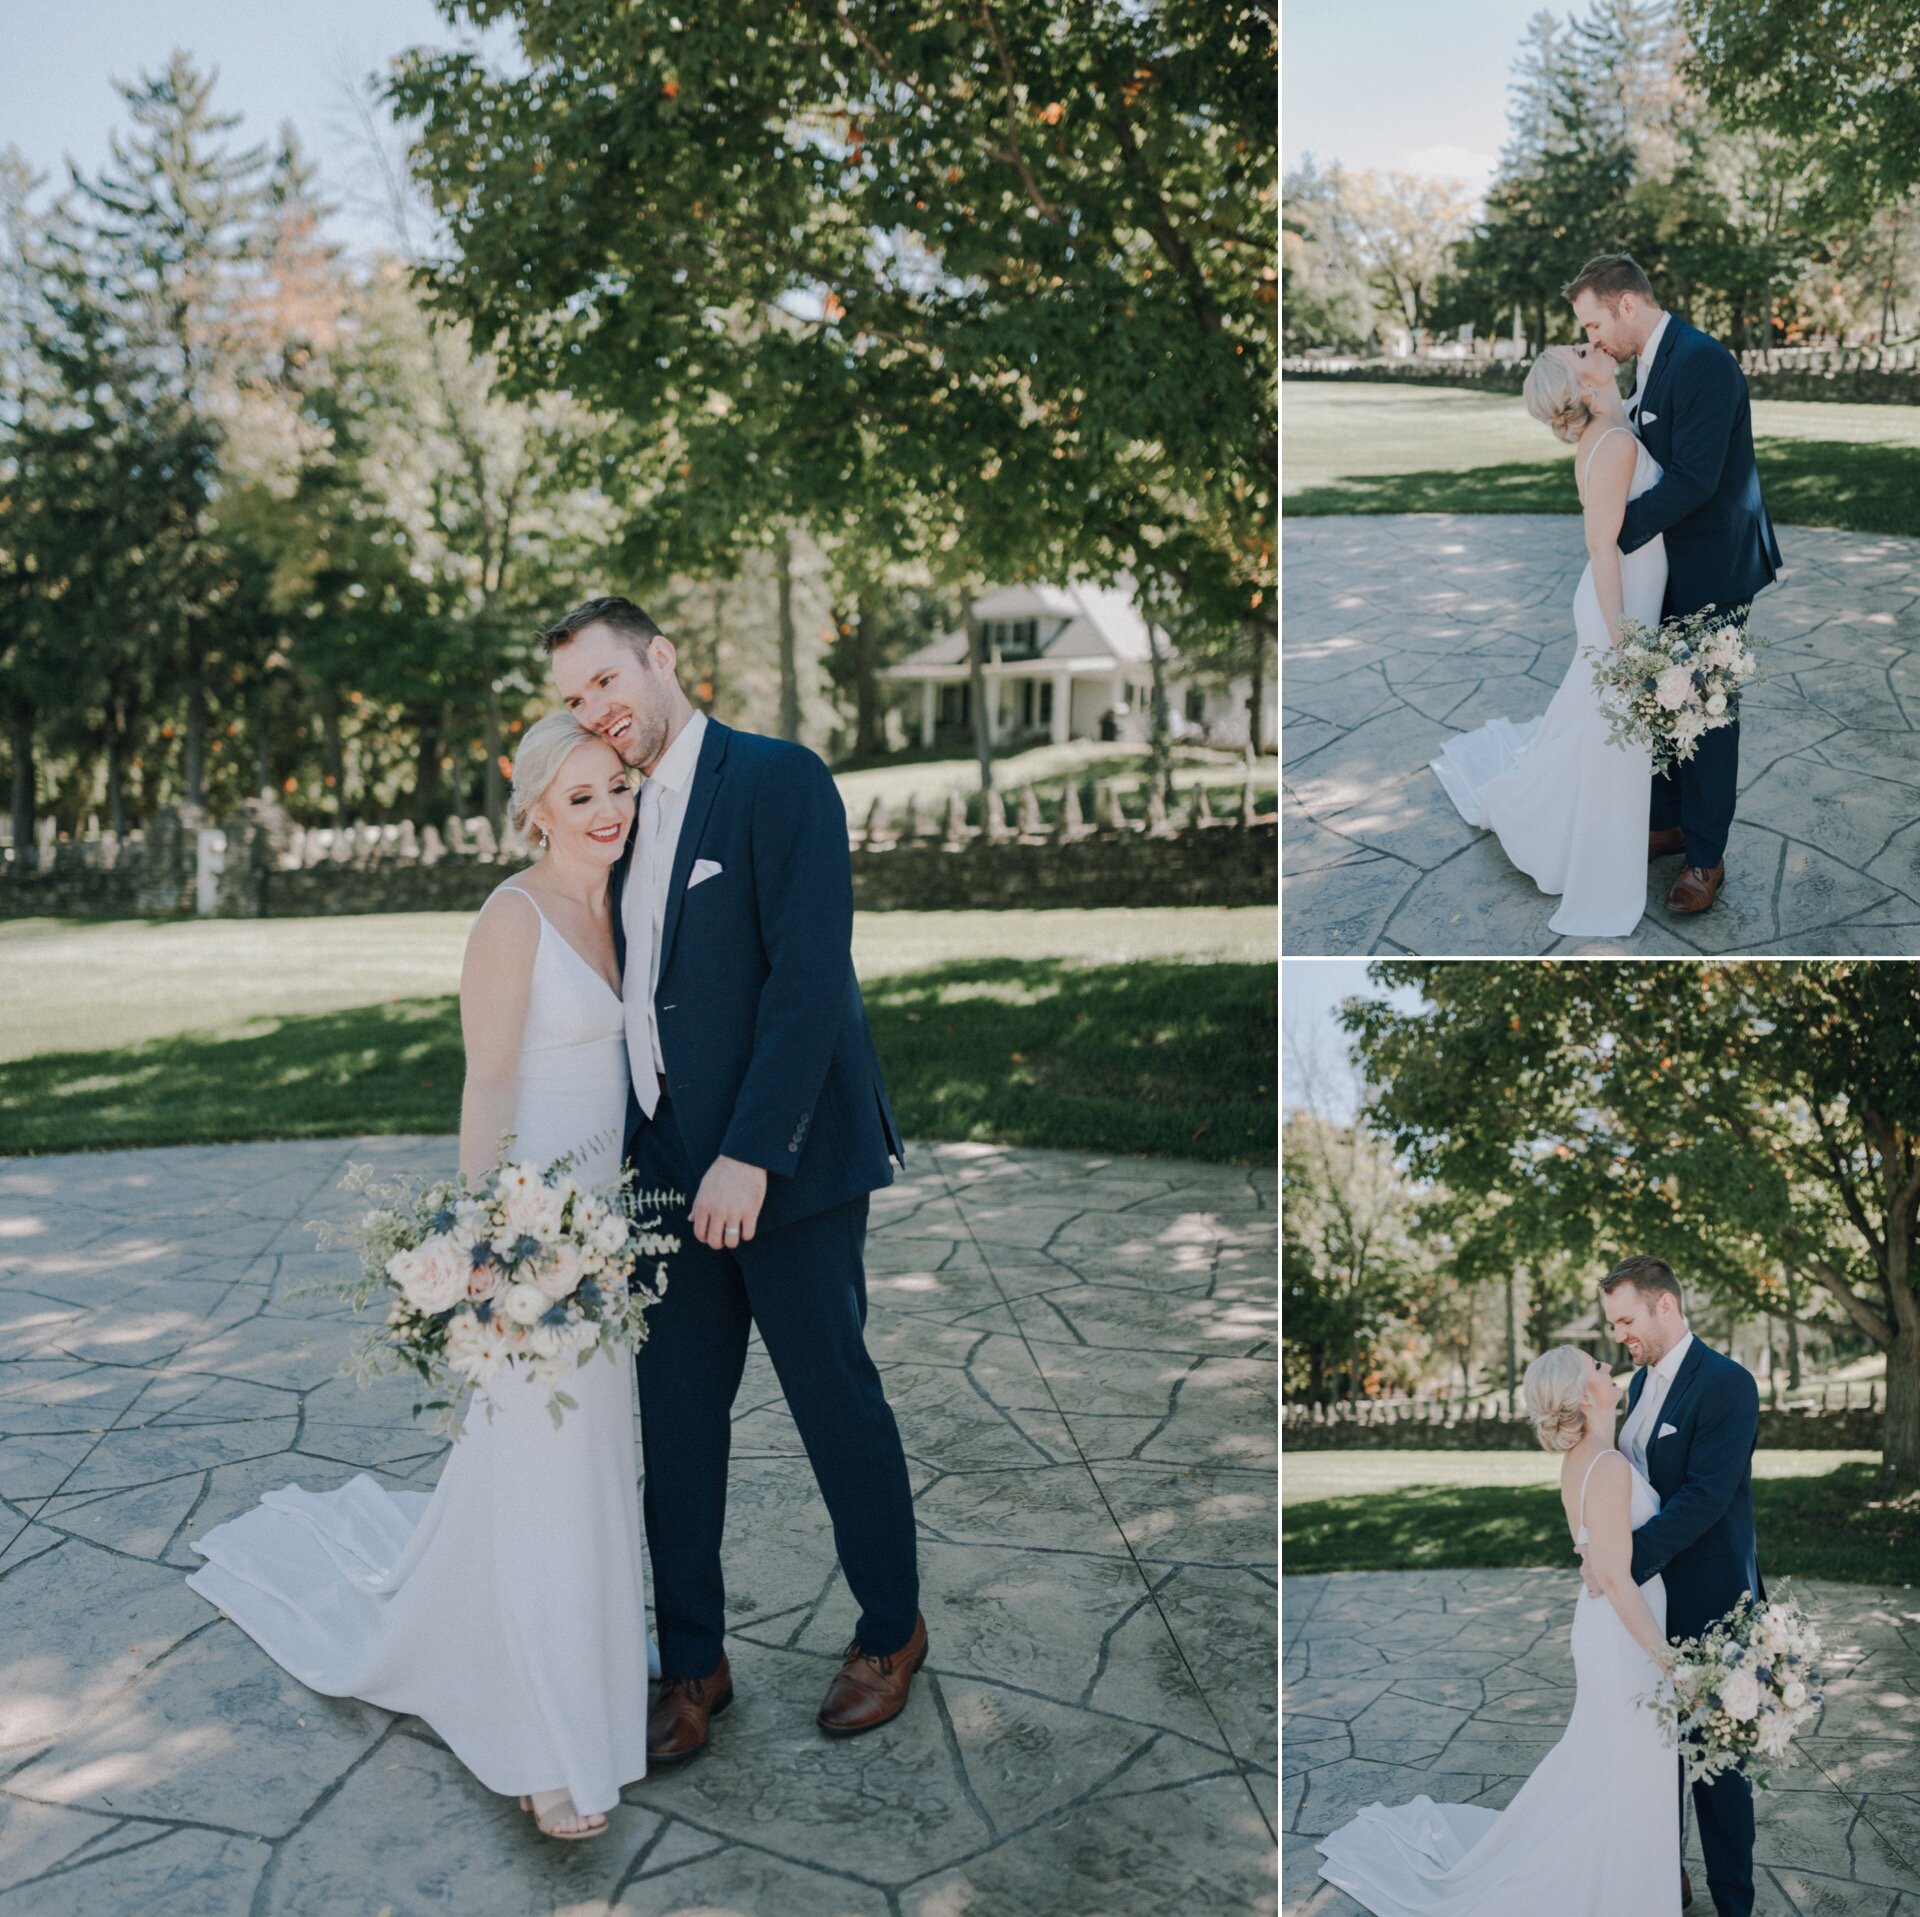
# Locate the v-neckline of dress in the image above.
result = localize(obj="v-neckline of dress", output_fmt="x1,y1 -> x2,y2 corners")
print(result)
503,885 -> 623,1004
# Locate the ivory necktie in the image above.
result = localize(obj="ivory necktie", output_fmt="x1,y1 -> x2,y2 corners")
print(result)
623,780 -> 662,1116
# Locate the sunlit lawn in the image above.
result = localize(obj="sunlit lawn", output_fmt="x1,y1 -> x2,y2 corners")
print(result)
1283,1451 -> 1916,1584
0,957 -> 1275,1162
0,907 -> 1274,1063
1282,384 -> 1920,537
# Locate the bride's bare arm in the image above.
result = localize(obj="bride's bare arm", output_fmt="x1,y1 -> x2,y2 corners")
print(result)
1582,1452 -> 1672,1670
1581,431 -> 1640,646
457,890 -> 540,1181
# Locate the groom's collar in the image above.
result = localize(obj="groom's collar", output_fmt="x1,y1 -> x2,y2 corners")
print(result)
1635,310 -> 1674,393
643,708 -> 708,797
1650,1327 -> 1693,1385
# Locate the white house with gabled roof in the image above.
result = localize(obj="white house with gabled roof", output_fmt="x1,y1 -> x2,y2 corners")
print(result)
882,579 -> 1269,750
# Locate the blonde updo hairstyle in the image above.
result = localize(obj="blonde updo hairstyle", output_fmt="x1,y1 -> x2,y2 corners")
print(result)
1522,1344 -> 1593,1454
1524,348 -> 1595,446
507,712 -> 613,851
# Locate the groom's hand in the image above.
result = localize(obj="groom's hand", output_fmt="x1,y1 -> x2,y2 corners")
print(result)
1574,1543 -> 1604,1598
691,1154 -> 768,1251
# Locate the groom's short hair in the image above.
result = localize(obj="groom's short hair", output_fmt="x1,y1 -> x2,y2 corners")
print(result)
1601,1254 -> 1684,1309
1563,254 -> 1655,308
540,595 -> 664,658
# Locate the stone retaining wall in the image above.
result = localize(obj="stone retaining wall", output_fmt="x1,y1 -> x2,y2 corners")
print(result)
1,789 -> 1277,920
1284,350 -> 1920,406
1281,1405 -> 1880,1452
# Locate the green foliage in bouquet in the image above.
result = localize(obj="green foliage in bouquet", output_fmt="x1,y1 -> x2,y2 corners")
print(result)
1649,1590 -> 1825,1789
1591,605 -> 1763,778
312,1138 -> 680,1435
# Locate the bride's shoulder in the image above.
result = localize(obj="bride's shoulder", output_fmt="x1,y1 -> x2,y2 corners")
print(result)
462,880 -> 542,976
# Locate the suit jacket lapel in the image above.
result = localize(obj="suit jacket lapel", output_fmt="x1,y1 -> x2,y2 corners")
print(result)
1638,319 -> 1685,434
1654,1337 -> 1708,1441
610,810 -> 637,977
656,717 -> 729,982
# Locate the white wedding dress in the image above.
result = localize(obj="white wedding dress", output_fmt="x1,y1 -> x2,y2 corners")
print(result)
188,883 -> 656,1816
1430,426 -> 1668,938
1316,1450 -> 1678,1913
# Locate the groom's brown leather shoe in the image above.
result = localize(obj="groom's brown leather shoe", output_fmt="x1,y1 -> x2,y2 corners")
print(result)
647,1655 -> 733,1764
816,1612 -> 928,1737
1665,862 -> 1724,914
1647,826 -> 1687,861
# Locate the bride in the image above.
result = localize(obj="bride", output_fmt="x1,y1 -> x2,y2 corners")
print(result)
188,713 -> 657,1841
1316,1346 -> 1680,1913
1430,343 -> 1669,939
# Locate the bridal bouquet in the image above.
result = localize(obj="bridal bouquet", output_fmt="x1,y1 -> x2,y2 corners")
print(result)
1651,1592 -> 1825,1788
1591,605 -> 1760,777
318,1145 -> 678,1432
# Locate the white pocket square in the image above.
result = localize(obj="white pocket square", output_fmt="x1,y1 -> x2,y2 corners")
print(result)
1640,410 -> 1658,424
1657,1421 -> 1677,1440
687,858 -> 723,889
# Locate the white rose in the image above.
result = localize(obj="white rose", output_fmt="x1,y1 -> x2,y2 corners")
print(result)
534,1243 -> 587,1301
592,1212 -> 629,1257
1720,1667 -> 1761,1723
503,1281 -> 550,1327
390,1235 -> 467,1314
1782,1678 -> 1807,1709
1705,690 -> 1727,718
1655,665 -> 1695,711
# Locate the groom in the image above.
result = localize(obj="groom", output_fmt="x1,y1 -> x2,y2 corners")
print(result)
1566,254 -> 1783,918
545,596 -> 926,1765
1590,1255 -> 1763,1917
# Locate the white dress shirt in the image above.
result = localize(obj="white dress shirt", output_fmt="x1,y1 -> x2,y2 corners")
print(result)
1622,1327 -> 1693,1475
622,709 -> 707,1098
1629,310 -> 1672,421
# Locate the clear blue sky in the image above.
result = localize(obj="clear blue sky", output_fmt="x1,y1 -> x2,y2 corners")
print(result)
1283,0 -> 1555,195
0,0 -> 516,254
1281,960 -> 1422,1123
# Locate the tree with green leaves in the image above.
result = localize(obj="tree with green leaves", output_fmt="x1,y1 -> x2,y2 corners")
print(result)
1679,0 -> 1920,217
388,0 -> 1275,769
1345,961 -> 1920,1490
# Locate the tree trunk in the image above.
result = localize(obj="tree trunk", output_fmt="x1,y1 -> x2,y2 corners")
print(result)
250,686 -> 271,798
1504,1271 -> 1518,1414
1143,617 -> 1174,804
317,686 -> 347,817
1245,617 -> 1269,757
1884,1324 -> 1920,1494
775,531 -> 801,742
105,722 -> 128,839
1786,1308 -> 1802,1390
8,703 -> 35,865
853,591 -> 881,756
412,709 -> 442,824
483,683 -> 505,831
182,667 -> 207,811
968,621 -> 994,791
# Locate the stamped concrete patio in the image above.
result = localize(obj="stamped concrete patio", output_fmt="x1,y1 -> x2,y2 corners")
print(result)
0,1137 -> 1277,1916
1283,515 -> 1920,955
1282,1568 -> 1920,1915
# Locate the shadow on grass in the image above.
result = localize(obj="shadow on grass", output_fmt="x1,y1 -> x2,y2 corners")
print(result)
0,959 -> 1277,1163
1281,1462 -> 1918,1584
1285,439 -> 1920,539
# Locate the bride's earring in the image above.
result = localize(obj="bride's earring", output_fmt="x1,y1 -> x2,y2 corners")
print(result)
538,827 -> 551,851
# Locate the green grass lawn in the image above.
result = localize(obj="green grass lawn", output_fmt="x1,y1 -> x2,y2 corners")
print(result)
0,957 -> 1275,1162
1283,1455 -> 1917,1585
0,907 -> 1273,1064
1282,383 -> 1920,537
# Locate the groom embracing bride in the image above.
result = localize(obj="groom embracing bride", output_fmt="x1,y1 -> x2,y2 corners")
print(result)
1317,1254 -> 1765,1916
189,594 -> 926,1841
1433,254 -> 1783,940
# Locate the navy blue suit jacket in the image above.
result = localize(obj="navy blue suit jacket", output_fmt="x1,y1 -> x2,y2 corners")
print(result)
1626,1337 -> 1764,1638
611,718 -> 904,1234
1617,317 -> 1782,620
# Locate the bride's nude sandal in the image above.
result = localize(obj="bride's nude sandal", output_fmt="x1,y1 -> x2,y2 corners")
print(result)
518,1789 -> 607,1840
